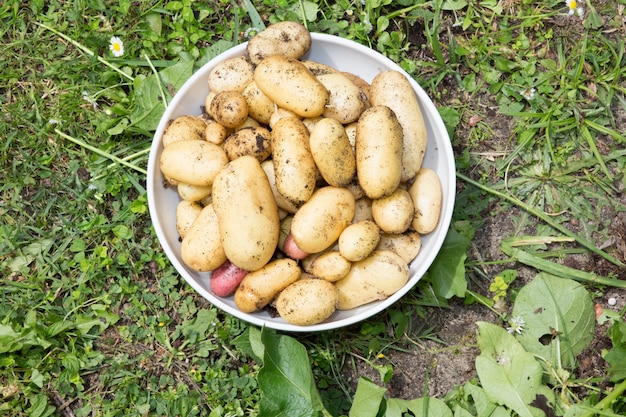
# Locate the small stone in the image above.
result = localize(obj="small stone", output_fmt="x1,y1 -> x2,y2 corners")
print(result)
608,297 -> 617,306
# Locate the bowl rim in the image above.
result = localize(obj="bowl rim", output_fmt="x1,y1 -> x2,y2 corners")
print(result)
147,32 -> 456,332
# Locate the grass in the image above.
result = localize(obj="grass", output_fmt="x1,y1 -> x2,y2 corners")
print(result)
1,0 -> 625,416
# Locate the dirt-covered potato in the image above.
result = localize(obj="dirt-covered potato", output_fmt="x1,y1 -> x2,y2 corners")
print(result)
356,105 -> 403,199
371,188 -> 414,234
301,59 -> 337,76
301,251 -> 351,282
260,160 -> 300,214
208,90 -> 249,128
177,182 -> 212,202
159,139 -> 228,187
242,81 -> 275,125
376,231 -> 422,264
162,115 -> 206,147
309,117 -> 356,187
246,21 -> 311,65
180,204 -> 227,272
175,200 -> 202,239
212,155 -> 280,271
276,278 -> 339,326
317,72 -> 369,124
254,55 -> 328,118
338,220 -> 381,262
223,126 -> 272,162
271,117 -> 317,207
207,56 -> 254,93
408,167 -> 442,234
335,250 -> 410,310
370,70 -> 427,182
234,258 -> 301,313
290,186 -> 356,254
204,119 -> 229,145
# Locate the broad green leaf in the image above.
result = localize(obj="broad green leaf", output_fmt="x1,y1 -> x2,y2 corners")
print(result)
386,397 -> 453,417
426,228 -> 469,299
130,60 -> 194,131
349,378 -> 386,417
258,329 -> 329,417
463,381 -> 511,417
475,322 -> 545,417
232,326 -> 264,363
512,273 -> 595,368
0,324 -> 19,353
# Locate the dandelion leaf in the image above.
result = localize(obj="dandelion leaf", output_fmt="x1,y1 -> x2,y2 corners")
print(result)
512,273 -> 595,368
475,322 -> 545,417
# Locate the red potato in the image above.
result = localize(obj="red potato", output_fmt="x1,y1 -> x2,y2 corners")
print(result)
210,260 -> 248,297
282,232 -> 309,260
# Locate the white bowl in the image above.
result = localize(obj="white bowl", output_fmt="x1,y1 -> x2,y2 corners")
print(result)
147,33 -> 455,332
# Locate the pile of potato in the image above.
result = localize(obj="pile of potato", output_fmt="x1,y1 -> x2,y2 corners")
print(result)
159,21 -> 443,326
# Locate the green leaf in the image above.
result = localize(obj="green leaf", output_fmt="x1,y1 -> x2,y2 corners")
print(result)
462,381 -> 511,417
0,324 -> 20,354
605,320 -> 626,382
257,329 -> 329,417
349,378 -> 386,417
232,326 -> 264,363
129,60 -> 194,131
475,322 -> 545,417
512,273 -> 595,368
386,397 -> 453,417
426,228 -> 469,299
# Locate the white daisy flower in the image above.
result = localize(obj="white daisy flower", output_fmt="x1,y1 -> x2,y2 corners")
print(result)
507,316 -> 526,335
109,36 -> 124,57
521,87 -> 536,100
566,0 -> 584,19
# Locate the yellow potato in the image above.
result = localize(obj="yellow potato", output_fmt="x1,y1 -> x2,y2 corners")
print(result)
276,278 -> 339,326
371,188 -> 414,234
338,220 -> 381,262
254,55 -> 329,118
408,168 -> 442,234
268,107 -> 301,129
212,155 -> 280,271
234,116 -> 260,130
290,186 -> 355,254
301,251 -> 351,282
317,72 -> 368,124
234,258 -> 301,313
204,120 -> 229,145
260,160 -> 299,214
242,81 -> 275,125
175,200 -> 203,239
301,60 -> 337,76
335,250 -> 409,310
370,70 -> 427,182
177,182 -> 212,202
271,117 -> 317,207
377,231 -> 422,264
246,21 -> 311,65
341,72 -> 371,107
309,118 -> 356,187
180,204 -> 227,272
162,115 -> 206,147
207,56 -> 254,93
208,90 -> 249,128
159,139 -> 228,187
355,105 -> 403,199
223,126 -> 272,162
